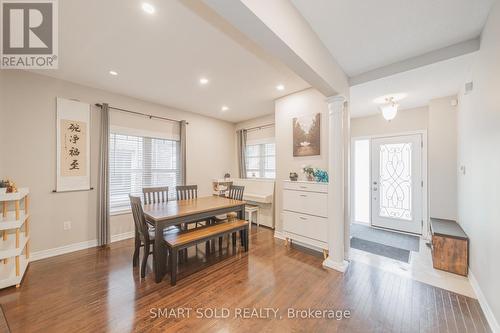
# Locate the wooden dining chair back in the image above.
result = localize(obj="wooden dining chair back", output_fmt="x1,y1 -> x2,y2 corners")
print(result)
130,195 -> 150,242
228,185 -> 245,201
130,195 -> 153,278
143,186 -> 169,205
176,185 -> 198,200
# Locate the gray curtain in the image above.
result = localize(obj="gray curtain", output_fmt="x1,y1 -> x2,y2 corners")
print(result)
237,129 -> 247,178
179,120 -> 187,185
98,103 -> 110,246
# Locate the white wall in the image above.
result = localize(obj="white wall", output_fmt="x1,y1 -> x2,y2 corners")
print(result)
275,88 -> 329,231
0,70 -> 237,252
428,96 -> 458,220
351,106 -> 429,138
457,1 -> 500,329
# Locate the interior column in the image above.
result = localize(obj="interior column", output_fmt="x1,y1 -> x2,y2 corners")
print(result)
323,95 -> 349,272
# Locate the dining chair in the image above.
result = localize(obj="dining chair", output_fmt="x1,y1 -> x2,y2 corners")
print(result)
175,185 -> 198,200
130,195 -> 180,278
176,185 -> 204,229
214,185 -> 245,249
175,185 -> 206,256
227,185 -> 245,202
132,186 -> 169,267
130,195 -> 157,278
215,185 -> 245,222
143,186 -> 169,205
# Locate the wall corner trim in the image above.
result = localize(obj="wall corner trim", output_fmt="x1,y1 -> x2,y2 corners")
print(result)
469,270 -> 500,333
30,232 -> 135,262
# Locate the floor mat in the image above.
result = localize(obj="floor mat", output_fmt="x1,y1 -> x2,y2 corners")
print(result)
350,237 -> 411,263
350,223 -> 420,252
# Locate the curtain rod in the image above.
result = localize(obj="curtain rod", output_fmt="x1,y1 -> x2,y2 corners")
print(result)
95,103 -> 189,125
243,123 -> 275,132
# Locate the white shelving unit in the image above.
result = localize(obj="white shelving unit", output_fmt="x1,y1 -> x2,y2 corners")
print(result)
0,188 -> 30,289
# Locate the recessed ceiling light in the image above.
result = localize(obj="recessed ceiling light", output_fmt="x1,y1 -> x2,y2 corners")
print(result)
141,3 -> 155,14
221,106 -> 229,111
276,84 -> 285,91
109,70 -> 118,76
199,77 -> 209,85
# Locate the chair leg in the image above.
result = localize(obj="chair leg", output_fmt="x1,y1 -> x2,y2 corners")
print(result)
240,230 -> 244,246
141,242 -> 149,279
171,248 -> 178,286
133,233 -> 140,267
218,236 -> 223,251
232,232 -> 237,247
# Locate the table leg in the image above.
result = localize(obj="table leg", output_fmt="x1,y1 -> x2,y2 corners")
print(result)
245,228 -> 249,251
170,248 -> 178,286
238,205 -> 245,247
154,224 -> 166,283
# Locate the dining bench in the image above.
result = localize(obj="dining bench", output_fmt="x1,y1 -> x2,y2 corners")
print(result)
164,219 -> 249,285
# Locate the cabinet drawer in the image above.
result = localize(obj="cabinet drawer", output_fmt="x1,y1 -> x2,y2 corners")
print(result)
283,211 -> 327,242
283,181 -> 327,193
283,190 -> 328,217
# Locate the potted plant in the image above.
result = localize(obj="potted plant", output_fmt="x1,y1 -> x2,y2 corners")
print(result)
302,166 -> 315,181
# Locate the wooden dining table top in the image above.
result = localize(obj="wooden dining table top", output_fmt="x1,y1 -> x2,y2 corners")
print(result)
142,195 -> 246,223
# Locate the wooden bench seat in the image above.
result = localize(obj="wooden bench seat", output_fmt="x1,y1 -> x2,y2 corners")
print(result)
430,218 -> 469,276
165,219 -> 249,285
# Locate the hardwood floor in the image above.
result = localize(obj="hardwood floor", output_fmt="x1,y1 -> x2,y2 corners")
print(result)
0,227 -> 491,333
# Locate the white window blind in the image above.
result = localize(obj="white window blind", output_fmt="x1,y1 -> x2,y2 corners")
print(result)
246,143 -> 276,179
109,133 -> 181,213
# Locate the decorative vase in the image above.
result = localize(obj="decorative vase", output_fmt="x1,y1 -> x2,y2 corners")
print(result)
306,174 -> 314,181
289,172 -> 298,181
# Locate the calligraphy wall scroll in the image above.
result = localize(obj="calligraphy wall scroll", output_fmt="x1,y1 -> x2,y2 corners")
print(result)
56,98 -> 91,192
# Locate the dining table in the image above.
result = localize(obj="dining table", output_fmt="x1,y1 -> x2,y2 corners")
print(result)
142,195 -> 246,283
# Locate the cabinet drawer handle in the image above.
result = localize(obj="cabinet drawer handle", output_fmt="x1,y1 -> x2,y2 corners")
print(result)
300,186 -> 307,189
299,216 -> 308,220
300,194 -> 308,197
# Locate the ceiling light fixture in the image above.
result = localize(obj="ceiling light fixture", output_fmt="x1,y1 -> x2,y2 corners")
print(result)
109,70 -> 118,76
380,97 -> 399,121
141,3 -> 155,14
199,77 -> 209,85
276,84 -> 285,91
221,106 -> 229,112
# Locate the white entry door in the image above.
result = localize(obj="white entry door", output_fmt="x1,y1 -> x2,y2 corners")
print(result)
371,134 -> 423,234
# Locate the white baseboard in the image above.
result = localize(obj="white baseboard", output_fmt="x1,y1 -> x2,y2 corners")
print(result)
111,231 -> 134,243
30,239 -> 98,262
273,230 -> 286,240
274,230 -> 324,253
30,231 -> 135,262
469,270 -> 500,333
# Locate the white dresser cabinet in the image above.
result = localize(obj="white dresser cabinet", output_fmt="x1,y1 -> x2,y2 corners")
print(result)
282,181 -> 329,256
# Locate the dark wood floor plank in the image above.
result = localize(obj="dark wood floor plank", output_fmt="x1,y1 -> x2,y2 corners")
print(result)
0,227 -> 490,333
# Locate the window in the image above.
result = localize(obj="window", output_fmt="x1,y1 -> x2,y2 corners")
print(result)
246,143 -> 275,179
353,139 -> 370,224
109,133 -> 181,213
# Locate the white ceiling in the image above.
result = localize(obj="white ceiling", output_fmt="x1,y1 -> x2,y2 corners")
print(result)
35,0 -> 309,123
349,53 -> 475,118
291,0 -> 493,77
